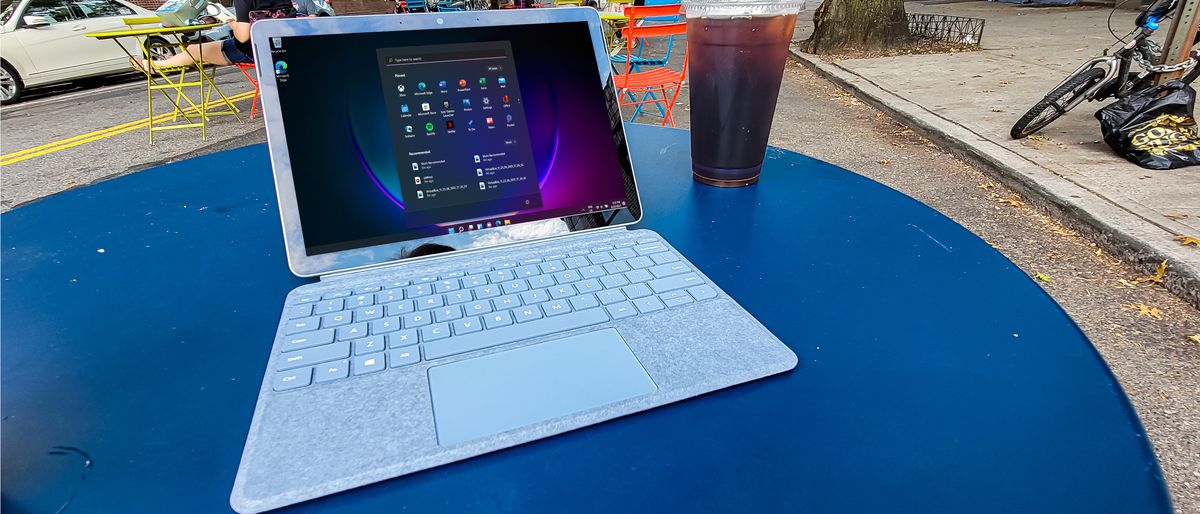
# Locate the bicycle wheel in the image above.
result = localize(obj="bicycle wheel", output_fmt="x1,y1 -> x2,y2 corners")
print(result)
1010,67 -> 1106,139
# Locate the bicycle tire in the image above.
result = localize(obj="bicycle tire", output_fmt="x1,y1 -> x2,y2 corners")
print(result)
1010,67 -> 1107,139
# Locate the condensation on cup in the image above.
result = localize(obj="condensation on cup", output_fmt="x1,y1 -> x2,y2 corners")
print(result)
684,0 -> 805,187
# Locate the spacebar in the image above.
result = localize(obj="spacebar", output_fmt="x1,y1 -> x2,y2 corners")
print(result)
423,308 -> 611,360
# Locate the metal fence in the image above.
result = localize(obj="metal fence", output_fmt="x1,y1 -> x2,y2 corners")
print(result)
908,13 -> 986,47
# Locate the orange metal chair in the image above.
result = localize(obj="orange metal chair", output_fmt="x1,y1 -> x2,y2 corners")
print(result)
614,4 -> 687,126
235,63 -> 261,120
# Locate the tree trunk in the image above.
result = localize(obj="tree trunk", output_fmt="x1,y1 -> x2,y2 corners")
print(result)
802,0 -> 909,54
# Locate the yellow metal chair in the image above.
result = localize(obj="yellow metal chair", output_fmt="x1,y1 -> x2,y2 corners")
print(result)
120,16 -> 241,141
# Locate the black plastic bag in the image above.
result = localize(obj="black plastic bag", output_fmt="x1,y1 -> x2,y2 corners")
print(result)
1095,80 -> 1200,170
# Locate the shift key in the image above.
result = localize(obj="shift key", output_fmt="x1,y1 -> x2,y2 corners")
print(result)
277,341 -> 350,371
647,273 -> 704,294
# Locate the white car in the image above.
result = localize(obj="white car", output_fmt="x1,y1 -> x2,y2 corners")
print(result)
0,0 -> 175,104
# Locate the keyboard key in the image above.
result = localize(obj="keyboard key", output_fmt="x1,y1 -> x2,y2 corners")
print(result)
564,256 -> 590,268
353,335 -> 386,355
514,305 -> 544,322
322,290 -> 352,300
569,293 -> 601,311
284,316 -> 322,335
633,296 -> 666,314
600,275 -> 629,289
474,285 -> 502,299
278,341 -> 350,370
435,305 -> 463,322
452,316 -> 484,335
356,286 -> 382,294
313,360 -> 349,384
550,284 -> 577,299
404,284 -> 432,298
539,260 -> 565,274
544,299 -> 572,316
337,323 -> 368,341
286,304 -> 313,319
651,252 -> 680,265
345,295 -> 372,309
282,328 -> 336,352
600,263 -> 628,275
388,329 -> 419,348
622,283 -> 653,299
637,237 -> 658,244
434,279 -> 461,293
687,285 -> 718,300
296,295 -> 320,304
520,289 -> 549,304
389,348 -> 420,368
514,265 -> 541,278
659,290 -> 690,301
354,306 -> 383,322
611,248 -> 637,260
648,273 -> 704,294
421,323 -> 451,342
576,279 -> 603,294
418,295 -> 445,310
529,275 -> 556,289
314,299 -> 343,314
593,245 -> 614,252
353,353 -> 385,375
570,249 -> 592,256
493,294 -> 521,310
273,368 -> 312,391
580,265 -> 608,279
463,275 -> 488,288
445,290 -> 473,305
625,269 -> 653,283
519,257 -> 542,265
627,256 -> 655,269
554,270 -> 581,283
321,312 -> 352,328
648,262 -> 690,279
465,300 -> 493,315
634,243 -> 668,256
494,262 -> 516,269
384,280 -> 411,289
386,300 -> 415,316
664,296 -> 693,307
469,266 -> 492,274
501,280 -> 529,295
484,310 -> 514,329
417,276 -> 438,283
617,241 -> 637,247
376,289 -> 403,303
370,316 -> 401,335
423,308 -> 609,360
488,270 -> 515,284
544,253 -> 566,261
606,301 -> 637,320
597,289 -> 626,305
587,252 -> 614,265
402,312 -> 431,328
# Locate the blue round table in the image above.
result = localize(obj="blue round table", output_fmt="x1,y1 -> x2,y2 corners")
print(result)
1,125 -> 1172,513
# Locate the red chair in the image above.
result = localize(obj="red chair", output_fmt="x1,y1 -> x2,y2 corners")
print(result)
235,63 -> 261,120
615,5 -> 687,126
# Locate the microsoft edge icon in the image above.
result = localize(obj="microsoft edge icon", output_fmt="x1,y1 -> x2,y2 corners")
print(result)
274,61 -> 288,74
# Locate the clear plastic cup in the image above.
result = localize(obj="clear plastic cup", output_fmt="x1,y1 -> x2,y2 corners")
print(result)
684,0 -> 804,187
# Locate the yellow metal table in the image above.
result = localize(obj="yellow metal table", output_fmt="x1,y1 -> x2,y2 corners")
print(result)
87,23 -> 243,142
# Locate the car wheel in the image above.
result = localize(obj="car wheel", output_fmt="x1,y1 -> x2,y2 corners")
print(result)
143,36 -> 178,61
0,61 -> 23,105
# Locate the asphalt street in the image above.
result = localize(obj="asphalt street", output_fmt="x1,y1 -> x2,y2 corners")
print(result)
2,51 -> 1198,511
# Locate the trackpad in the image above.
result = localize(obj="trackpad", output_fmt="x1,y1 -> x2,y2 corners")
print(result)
428,328 -> 657,446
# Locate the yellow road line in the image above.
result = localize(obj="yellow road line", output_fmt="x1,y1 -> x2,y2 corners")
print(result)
1,91 -> 256,166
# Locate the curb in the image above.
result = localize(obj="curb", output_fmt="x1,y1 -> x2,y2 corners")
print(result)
790,48 -> 1200,310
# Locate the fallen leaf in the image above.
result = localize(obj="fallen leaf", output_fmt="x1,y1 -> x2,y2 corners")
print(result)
990,108 -> 1005,112
1122,303 -> 1163,320
1133,260 -> 1168,284
879,159 -> 891,165
978,182 -> 995,190
998,196 -> 1025,208
1095,247 -> 1103,256
1116,279 -> 1138,288
1027,134 -> 1050,142
891,142 -> 905,148
1034,272 -> 1051,283
1165,212 -> 1189,220
1174,235 -> 1200,247
1189,334 -> 1200,344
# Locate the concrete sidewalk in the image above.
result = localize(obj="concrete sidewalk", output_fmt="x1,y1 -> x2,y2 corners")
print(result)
791,1 -> 1200,308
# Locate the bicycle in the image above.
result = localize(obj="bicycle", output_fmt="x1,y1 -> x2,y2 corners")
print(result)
1010,0 -> 1200,139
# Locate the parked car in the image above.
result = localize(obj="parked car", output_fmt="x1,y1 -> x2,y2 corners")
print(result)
0,0 -> 174,104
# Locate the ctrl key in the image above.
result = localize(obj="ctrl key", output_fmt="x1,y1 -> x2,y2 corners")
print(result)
273,368 -> 312,391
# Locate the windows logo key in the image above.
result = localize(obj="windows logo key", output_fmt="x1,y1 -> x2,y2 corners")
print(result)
274,61 -> 288,75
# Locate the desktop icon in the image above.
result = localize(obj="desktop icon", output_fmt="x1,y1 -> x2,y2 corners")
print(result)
401,104 -> 410,113
397,84 -> 405,93
504,219 -> 511,225
462,98 -> 471,107
438,80 -> 447,89
480,182 -> 486,191
485,117 -> 494,126
271,37 -> 282,49
442,100 -> 450,109
418,82 -> 427,91
501,95 -> 509,104
448,227 -> 455,234
405,125 -> 413,133
446,120 -> 455,129
274,61 -> 288,74
417,190 -> 425,199
506,114 -> 513,123
411,162 -> 419,171
421,102 -> 430,111
486,222 -> 492,228
467,119 -> 474,126
458,79 -> 467,88
479,77 -> 487,86
482,97 -> 490,105
414,176 -> 421,185
476,224 -> 482,230
457,226 -> 465,232
498,77 -> 506,85
476,168 -> 483,176
473,155 -> 481,163
425,122 -> 434,132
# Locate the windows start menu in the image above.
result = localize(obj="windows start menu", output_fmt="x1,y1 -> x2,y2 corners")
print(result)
378,42 -> 542,229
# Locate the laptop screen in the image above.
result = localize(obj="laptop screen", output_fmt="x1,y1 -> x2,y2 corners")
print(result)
266,19 -> 638,259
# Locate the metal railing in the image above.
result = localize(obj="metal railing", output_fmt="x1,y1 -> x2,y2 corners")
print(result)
908,13 -> 985,47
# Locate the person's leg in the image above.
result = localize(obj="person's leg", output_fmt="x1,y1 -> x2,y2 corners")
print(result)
147,40 -> 231,69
